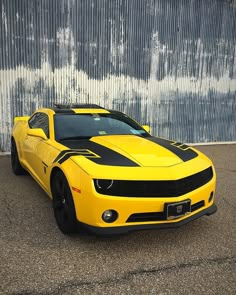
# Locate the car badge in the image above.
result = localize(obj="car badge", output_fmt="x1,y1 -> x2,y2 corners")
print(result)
176,205 -> 183,214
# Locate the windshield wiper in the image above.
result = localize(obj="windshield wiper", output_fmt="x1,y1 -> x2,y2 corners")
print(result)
58,136 -> 92,141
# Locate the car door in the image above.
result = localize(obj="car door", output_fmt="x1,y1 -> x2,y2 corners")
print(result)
23,112 -> 50,190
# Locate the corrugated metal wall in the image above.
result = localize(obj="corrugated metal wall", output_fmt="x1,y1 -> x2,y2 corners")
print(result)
0,0 -> 236,152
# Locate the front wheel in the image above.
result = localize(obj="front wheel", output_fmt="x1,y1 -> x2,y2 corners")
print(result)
52,171 -> 78,234
11,138 -> 26,175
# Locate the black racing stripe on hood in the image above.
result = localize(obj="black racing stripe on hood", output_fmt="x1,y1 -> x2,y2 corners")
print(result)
146,136 -> 198,162
58,152 -> 90,164
54,140 -> 140,166
53,149 -> 96,164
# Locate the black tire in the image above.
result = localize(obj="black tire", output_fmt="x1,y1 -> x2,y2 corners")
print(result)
52,171 -> 78,234
11,138 -> 26,175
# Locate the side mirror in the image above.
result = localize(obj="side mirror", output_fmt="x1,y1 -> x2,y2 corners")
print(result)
27,128 -> 48,140
142,125 -> 151,133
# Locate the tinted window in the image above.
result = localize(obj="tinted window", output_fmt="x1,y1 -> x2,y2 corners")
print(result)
54,113 -> 149,141
29,113 -> 49,138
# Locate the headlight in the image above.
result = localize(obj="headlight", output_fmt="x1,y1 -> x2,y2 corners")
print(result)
95,179 -> 114,190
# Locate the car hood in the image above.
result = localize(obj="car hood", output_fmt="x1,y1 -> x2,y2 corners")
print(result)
93,135 -> 183,167
58,135 -> 198,168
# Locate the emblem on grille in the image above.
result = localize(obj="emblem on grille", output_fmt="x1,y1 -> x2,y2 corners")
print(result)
176,205 -> 183,214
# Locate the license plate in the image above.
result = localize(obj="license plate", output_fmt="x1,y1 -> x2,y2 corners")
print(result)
165,200 -> 191,220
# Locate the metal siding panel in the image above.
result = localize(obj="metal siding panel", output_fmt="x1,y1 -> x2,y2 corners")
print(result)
0,0 -> 236,151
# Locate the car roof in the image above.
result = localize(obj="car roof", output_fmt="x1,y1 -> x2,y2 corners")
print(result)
52,104 -> 111,114
54,104 -> 104,109
35,104 -> 124,116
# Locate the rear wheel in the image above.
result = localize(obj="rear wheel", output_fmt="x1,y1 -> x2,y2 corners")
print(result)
52,171 -> 78,234
11,138 -> 26,175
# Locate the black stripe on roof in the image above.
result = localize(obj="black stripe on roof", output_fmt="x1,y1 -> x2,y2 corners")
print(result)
53,104 -> 104,109
53,109 -> 75,114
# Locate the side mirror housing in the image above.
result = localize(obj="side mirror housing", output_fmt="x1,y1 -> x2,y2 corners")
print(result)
27,128 -> 48,140
14,116 -> 30,125
142,125 -> 151,133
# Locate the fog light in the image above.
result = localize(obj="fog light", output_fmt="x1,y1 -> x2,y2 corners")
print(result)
102,210 -> 118,223
208,191 -> 214,203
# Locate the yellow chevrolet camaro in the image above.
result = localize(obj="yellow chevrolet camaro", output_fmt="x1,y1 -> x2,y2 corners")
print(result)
11,104 -> 217,235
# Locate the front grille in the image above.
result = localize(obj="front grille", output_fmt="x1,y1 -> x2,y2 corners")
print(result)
126,201 -> 205,222
191,200 -> 205,212
94,167 -> 213,197
127,212 -> 166,223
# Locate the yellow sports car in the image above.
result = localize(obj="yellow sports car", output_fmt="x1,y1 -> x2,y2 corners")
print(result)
11,104 -> 217,235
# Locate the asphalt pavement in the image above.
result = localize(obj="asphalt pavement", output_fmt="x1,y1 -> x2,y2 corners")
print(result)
0,144 -> 236,295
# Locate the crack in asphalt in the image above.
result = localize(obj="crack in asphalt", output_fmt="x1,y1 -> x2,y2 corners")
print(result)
217,168 -> 236,173
2,198 -> 13,225
9,256 -> 236,295
226,169 -> 236,173
222,196 -> 236,210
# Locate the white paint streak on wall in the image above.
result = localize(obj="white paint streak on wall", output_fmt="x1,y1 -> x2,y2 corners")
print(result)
0,65 -> 235,149
0,26 -> 236,151
1,3 -> 8,35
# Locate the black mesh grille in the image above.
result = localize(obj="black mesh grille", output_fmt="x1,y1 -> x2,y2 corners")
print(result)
191,200 -> 205,212
94,167 -> 213,197
126,201 -> 205,222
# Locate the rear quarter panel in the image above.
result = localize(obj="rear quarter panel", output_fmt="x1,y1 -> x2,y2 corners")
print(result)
12,117 -> 30,160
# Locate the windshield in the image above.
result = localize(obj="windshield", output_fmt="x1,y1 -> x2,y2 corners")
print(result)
54,113 -> 149,141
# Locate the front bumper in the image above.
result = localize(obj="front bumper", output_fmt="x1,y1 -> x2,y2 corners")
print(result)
79,203 -> 217,235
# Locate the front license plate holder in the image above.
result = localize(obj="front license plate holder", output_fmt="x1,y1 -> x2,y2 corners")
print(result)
165,199 -> 191,220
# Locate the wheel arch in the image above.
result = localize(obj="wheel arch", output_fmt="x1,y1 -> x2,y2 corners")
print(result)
11,135 -> 16,146
50,159 -> 84,194
11,135 -> 23,162
50,166 -> 78,234
11,136 -> 27,175
11,136 -> 20,158
50,166 -> 64,194
50,165 -> 75,196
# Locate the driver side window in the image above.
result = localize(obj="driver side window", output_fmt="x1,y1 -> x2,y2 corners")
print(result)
29,113 -> 49,138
